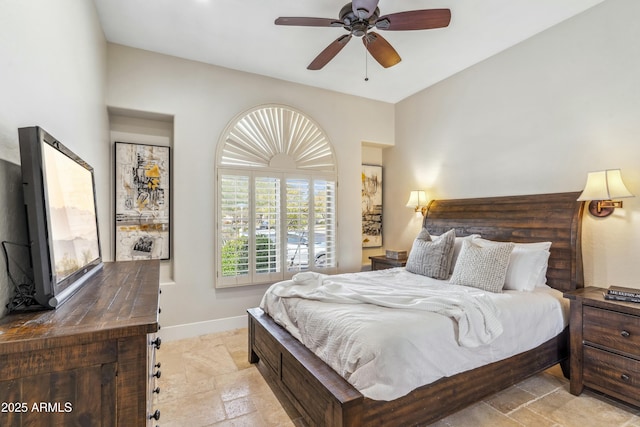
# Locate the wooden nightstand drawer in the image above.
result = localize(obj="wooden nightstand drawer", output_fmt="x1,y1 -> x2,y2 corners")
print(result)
583,306 -> 640,356
583,346 -> 640,406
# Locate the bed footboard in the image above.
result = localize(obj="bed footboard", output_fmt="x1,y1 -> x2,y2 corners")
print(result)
249,306 -> 568,427
248,307 -> 364,427
361,327 -> 569,426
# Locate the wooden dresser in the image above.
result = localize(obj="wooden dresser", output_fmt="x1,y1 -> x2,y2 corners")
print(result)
564,287 -> 640,407
0,260 -> 161,426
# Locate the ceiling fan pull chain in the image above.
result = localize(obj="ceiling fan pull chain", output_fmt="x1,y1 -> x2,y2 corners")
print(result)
364,45 -> 369,81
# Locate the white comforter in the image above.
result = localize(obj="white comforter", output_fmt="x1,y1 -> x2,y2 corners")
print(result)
260,268 -> 569,401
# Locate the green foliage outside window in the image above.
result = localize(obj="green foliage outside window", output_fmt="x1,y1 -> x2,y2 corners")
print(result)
221,235 -> 276,276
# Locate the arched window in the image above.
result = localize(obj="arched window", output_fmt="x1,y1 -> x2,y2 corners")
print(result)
216,105 -> 338,288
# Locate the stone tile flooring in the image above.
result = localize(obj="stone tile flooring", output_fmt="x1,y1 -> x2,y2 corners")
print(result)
157,328 -> 640,426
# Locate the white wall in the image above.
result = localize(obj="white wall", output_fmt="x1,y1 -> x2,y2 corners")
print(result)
106,44 -> 395,331
0,0 -> 108,318
385,0 -> 640,289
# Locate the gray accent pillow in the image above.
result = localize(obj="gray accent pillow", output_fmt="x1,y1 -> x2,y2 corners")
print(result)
450,239 -> 515,293
405,228 -> 455,280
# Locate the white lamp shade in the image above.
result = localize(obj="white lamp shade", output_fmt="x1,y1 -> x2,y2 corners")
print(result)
577,169 -> 634,201
406,190 -> 428,208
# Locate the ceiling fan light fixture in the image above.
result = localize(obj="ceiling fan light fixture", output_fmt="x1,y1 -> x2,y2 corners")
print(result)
355,8 -> 370,19
375,18 -> 390,30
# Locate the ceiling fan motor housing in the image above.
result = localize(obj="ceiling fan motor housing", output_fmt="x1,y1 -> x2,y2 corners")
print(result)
339,3 -> 379,37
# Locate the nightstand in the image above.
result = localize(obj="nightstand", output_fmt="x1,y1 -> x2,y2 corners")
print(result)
369,255 -> 407,271
564,287 -> 640,407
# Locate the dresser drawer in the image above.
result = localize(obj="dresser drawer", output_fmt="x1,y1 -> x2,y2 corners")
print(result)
583,346 -> 640,405
583,306 -> 640,356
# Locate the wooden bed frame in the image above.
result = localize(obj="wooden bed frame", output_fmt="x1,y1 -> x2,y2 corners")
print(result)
248,192 -> 584,426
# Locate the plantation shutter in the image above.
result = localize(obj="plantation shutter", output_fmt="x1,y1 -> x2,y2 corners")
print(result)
313,179 -> 336,268
216,105 -> 338,288
285,178 -> 310,272
255,175 -> 282,282
219,173 -> 250,286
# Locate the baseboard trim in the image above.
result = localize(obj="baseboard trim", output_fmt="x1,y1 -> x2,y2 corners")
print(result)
158,314 -> 247,342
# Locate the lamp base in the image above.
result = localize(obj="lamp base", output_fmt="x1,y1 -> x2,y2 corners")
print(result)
587,200 -> 620,217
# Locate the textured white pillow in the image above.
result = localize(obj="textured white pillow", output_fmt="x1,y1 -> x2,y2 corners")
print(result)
430,234 -> 481,274
475,238 -> 551,251
451,235 -> 481,273
450,239 -> 515,293
406,229 -> 456,280
474,238 -> 552,291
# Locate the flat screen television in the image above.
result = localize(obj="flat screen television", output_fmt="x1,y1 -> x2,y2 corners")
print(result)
19,126 -> 103,309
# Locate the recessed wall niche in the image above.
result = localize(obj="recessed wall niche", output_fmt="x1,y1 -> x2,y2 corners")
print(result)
108,107 -> 174,284
361,143 -> 384,268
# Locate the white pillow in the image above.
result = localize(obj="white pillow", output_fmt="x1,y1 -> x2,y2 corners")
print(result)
450,240 -> 514,293
474,238 -> 552,291
503,247 -> 551,291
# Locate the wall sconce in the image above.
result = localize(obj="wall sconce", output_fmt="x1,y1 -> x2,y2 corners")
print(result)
406,190 -> 429,216
577,169 -> 634,217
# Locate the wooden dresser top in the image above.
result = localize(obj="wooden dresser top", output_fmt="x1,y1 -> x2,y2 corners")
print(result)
0,260 -> 160,355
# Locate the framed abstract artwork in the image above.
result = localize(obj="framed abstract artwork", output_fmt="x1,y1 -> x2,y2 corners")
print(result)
115,142 -> 170,261
362,164 -> 382,248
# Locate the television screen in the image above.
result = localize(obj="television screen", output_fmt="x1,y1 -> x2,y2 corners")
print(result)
19,126 -> 103,309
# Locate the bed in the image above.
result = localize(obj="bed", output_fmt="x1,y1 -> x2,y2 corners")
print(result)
248,192 -> 584,426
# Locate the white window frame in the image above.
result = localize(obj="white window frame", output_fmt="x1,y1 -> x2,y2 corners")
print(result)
215,105 -> 338,288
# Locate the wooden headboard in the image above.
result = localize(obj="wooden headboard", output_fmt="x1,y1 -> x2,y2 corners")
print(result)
423,192 -> 584,292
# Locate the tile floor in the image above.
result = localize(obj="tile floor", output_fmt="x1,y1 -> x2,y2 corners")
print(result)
156,328 -> 640,427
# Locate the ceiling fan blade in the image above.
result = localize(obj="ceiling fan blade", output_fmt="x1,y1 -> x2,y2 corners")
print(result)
275,17 -> 342,27
308,35 -> 352,70
352,0 -> 379,19
376,9 -> 451,31
363,32 -> 401,68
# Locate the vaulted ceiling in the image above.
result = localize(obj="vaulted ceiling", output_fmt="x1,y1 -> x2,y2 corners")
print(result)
93,0 -> 606,103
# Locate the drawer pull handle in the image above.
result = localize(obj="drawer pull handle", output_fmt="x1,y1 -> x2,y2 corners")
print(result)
149,409 -> 161,420
153,386 -> 160,394
151,337 -> 162,349
621,374 -> 631,382
153,370 -> 162,379
620,330 -> 631,338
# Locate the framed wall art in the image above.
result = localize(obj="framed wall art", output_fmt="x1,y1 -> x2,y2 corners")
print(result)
115,142 -> 170,261
362,164 -> 382,248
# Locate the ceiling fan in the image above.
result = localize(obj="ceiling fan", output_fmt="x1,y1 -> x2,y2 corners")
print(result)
275,0 -> 451,70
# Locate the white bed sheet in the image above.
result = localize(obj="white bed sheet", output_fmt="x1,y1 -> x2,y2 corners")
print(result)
260,267 -> 569,401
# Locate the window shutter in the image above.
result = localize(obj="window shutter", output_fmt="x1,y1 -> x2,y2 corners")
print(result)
285,178 -> 310,272
219,174 -> 251,286
216,105 -> 338,287
255,176 -> 283,282
313,179 -> 336,269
